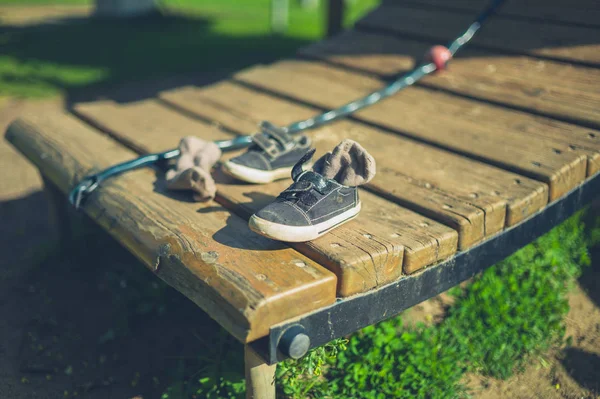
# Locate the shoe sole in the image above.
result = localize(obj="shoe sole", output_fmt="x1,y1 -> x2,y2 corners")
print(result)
222,161 -> 293,184
248,202 -> 361,242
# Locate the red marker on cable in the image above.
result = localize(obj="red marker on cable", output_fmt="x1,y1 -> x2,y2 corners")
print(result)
425,45 -> 453,72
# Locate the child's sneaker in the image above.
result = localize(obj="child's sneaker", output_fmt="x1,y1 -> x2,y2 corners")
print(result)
222,121 -> 312,184
249,138 -> 375,242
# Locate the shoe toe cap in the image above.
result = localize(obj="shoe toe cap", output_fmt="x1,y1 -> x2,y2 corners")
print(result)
255,201 -> 309,227
229,151 -> 270,170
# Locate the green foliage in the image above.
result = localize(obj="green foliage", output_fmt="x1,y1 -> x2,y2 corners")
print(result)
325,320 -> 468,399
277,338 -> 348,398
442,211 -> 589,379
274,209 -> 596,398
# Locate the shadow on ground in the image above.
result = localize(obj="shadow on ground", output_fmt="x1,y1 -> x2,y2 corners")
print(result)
578,244 -> 600,309
3,2 -> 600,106
0,211 -> 244,399
557,242 -> 600,395
0,9 -> 311,104
0,191 -> 53,272
560,348 -> 600,393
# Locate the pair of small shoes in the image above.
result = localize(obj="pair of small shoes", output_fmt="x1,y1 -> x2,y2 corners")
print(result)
222,123 -> 376,242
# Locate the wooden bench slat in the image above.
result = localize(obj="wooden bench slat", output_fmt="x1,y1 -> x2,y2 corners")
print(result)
234,60 -> 588,200
300,30 -> 600,134
385,0 -> 600,28
159,87 -> 486,250
5,112 -> 337,342
160,81 -> 549,249
358,4 -> 600,67
72,99 -> 459,293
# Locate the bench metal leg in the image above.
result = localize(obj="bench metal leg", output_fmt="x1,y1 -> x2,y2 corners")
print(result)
245,345 -> 276,399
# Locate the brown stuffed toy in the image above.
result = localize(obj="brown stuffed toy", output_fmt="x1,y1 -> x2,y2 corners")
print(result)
165,136 -> 222,201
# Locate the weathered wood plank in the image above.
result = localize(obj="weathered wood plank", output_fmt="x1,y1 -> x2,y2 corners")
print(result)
387,0 -> 600,28
158,86 -> 480,252
159,87 -> 485,252
299,30 -> 600,134
5,112 -> 337,342
161,82 -> 549,248
234,60 -> 588,199
236,61 -> 586,200
73,99 -> 459,292
358,4 -> 600,67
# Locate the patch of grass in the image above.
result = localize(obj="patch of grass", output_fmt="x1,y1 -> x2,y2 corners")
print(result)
276,208 -> 597,398
442,212 -> 589,380
0,0 -> 380,98
277,338 -> 348,398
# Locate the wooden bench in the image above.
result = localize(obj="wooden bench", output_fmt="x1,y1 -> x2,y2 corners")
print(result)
5,0 -> 600,397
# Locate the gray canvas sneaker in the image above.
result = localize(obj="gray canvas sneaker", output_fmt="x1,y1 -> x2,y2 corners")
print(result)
249,149 -> 361,242
222,121 -> 312,184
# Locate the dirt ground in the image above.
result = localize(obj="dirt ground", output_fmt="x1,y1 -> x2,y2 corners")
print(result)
1,7 -> 599,399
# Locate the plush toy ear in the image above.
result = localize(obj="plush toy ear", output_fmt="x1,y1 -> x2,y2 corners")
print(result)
316,139 -> 376,187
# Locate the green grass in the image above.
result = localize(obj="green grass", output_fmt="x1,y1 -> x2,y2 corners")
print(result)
0,0 -> 380,98
273,209 -> 598,399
